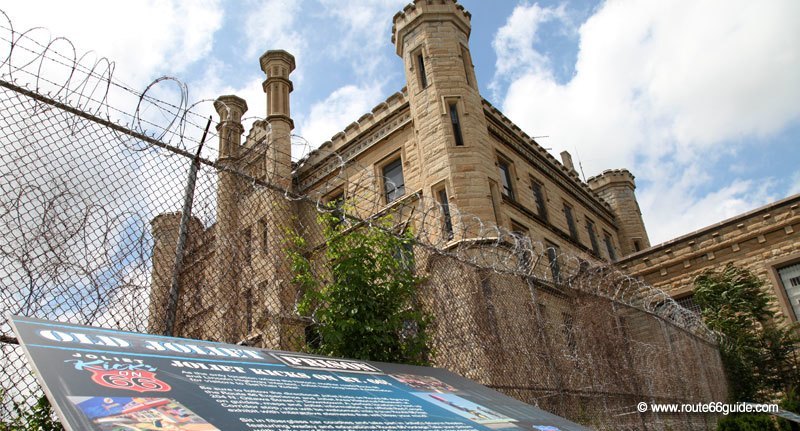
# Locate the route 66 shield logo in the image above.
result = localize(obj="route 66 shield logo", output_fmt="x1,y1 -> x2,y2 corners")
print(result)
87,368 -> 171,393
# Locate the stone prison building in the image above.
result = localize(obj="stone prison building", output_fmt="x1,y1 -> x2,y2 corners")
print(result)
142,0 -> 800,426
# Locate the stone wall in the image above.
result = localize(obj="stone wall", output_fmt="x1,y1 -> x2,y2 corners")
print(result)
618,194 -> 800,322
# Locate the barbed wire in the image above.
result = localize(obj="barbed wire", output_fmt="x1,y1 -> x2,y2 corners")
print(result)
0,10 -> 726,430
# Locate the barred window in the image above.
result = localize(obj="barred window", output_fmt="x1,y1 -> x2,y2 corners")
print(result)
586,219 -> 600,255
437,188 -> 454,240
449,102 -> 464,146
563,204 -> 578,241
498,159 -> 514,200
383,158 -> 405,203
531,179 -> 547,221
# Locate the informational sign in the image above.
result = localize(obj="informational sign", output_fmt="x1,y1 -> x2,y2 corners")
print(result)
9,315 -> 590,431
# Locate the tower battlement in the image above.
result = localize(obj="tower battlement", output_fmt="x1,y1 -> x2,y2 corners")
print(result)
392,0 -> 471,55
587,168 -> 637,190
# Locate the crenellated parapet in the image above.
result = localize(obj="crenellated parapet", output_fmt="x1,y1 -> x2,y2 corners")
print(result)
587,169 -> 636,190
588,168 -> 650,255
392,0 -> 471,55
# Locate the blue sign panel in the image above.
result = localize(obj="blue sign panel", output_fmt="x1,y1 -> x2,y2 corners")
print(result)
9,315 -> 590,431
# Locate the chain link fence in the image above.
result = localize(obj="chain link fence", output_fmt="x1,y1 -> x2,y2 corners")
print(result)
0,12 -> 727,430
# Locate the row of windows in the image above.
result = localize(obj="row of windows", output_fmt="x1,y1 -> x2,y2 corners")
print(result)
375,150 -> 618,261
497,156 -> 617,261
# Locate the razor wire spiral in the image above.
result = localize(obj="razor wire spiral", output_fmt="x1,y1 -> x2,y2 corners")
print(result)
0,11 -> 726,430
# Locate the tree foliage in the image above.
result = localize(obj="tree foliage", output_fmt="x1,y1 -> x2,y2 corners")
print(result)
287,208 -> 430,365
716,413 -> 778,431
694,263 -> 799,402
0,394 -> 63,431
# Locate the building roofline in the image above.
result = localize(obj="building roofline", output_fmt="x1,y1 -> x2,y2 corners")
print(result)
618,193 -> 800,263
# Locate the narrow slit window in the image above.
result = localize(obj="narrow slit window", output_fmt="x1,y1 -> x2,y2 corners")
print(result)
260,219 -> 269,253
511,222 -> 531,270
449,102 -> 464,146
531,180 -> 547,221
603,232 -> 617,261
245,286 -> 254,332
563,204 -> 578,241
586,219 -> 600,255
546,242 -> 560,283
461,46 -> 472,86
498,159 -> 514,200
562,312 -> 576,353
242,228 -> 252,265
328,191 -> 345,225
437,188 -> 454,240
417,53 -> 428,89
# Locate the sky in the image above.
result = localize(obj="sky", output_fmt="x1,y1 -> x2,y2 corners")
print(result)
1,0 -> 798,245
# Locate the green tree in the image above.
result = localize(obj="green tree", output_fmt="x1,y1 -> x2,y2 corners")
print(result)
287,208 -> 430,365
0,394 -> 63,431
694,263 -> 799,402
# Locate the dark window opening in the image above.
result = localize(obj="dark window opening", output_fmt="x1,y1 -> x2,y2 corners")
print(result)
449,103 -> 464,146
383,158 -> 405,203
562,312 -> 576,353
242,228 -> 252,266
394,239 -> 415,271
498,160 -> 514,200
327,191 -> 345,225
437,188 -> 454,240
563,204 -> 578,241
461,46 -> 472,86
305,324 -> 321,350
245,286 -> 254,332
417,53 -> 428,89
260,219 -> 269,253
633,239 -> 642,252
531,180 -> 548,221
546,242 -> 560,283
586,219 -> 600,255
604,232 -> 617,261
511,222 -> 531,270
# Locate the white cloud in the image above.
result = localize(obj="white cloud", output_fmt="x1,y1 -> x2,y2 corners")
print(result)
642,178 -> 777,245
1,0 -> 223,86
243,0 -> 307,64
296,83 -> 384,147
317,0 -> 406,78
490,2 -> 567,96
492,0 -> 800,242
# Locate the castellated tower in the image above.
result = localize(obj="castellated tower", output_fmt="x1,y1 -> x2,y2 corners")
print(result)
211,95 -> 248,342
392,0 -> 499,230
587,169 -> 651,256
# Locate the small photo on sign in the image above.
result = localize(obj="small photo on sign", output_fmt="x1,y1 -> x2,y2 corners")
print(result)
68,396 -> 219,431
412,392 -> 517,425
389,373 -> 457,393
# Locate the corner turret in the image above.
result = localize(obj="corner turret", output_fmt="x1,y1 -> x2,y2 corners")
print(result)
587,169 -> 650,255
